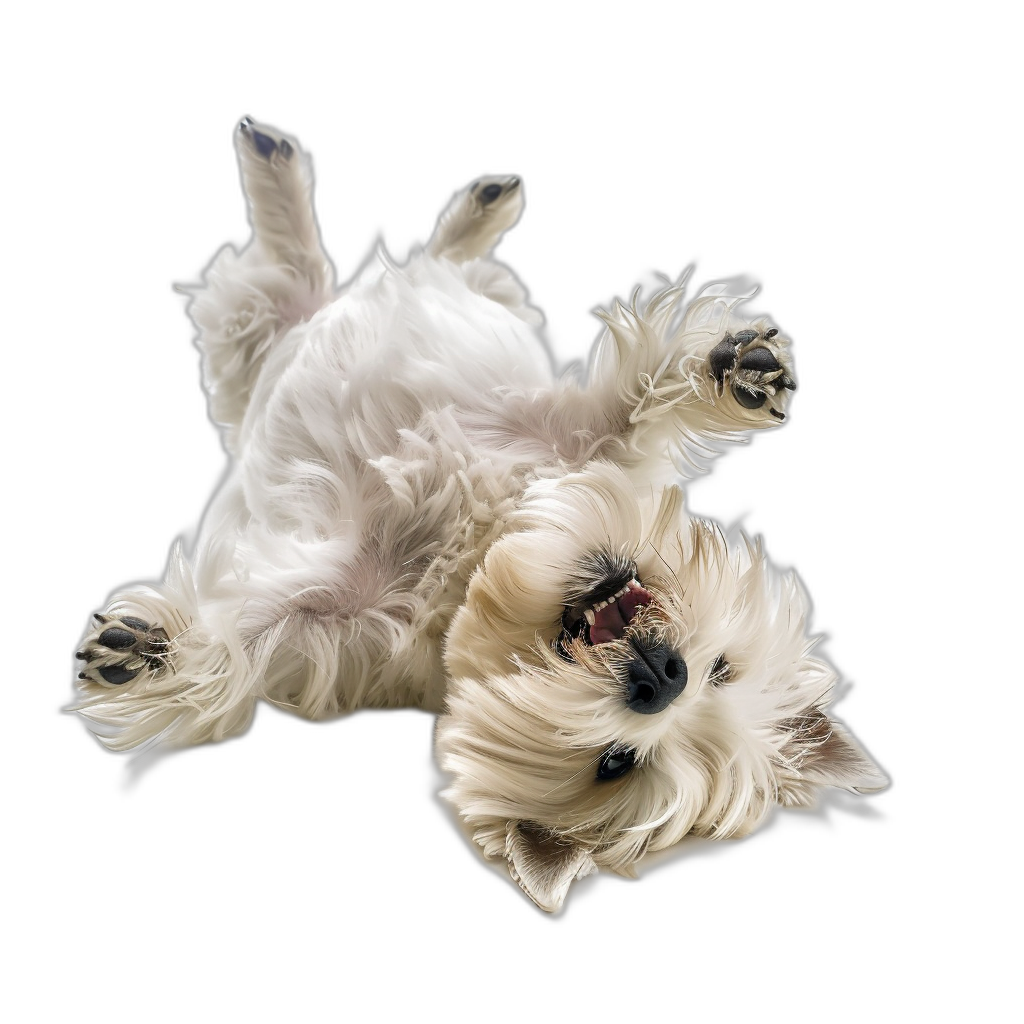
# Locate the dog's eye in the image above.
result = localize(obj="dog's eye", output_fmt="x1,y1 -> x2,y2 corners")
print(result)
596,747 -> 636,781
708,654 -> 732,685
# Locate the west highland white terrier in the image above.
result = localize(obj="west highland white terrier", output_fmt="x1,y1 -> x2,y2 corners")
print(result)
74,118 -> 885,911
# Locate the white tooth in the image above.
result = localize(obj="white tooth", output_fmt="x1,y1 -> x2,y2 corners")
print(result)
629,578 -> 641,589
615,585 -> 629,598
584,609 -> 596,625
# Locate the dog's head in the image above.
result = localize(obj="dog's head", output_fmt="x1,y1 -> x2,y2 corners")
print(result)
436,462 -> 885,911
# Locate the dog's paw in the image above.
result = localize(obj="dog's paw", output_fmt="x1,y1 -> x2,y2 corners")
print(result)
467,175 -> 523,236
469,175 -> 521,212
76,614 -> 173,688
237,116 -> 295,162
429,175 -> 524,262
707,327 -> 796,420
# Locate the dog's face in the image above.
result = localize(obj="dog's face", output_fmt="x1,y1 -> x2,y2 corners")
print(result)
436,463 -> 885,911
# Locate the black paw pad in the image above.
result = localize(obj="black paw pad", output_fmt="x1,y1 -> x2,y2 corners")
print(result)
708,337 -> 738,385
738,347 -> 782,373
77,615 -> 171,688
474,177 -> 520,207
733,384 -> 768,409
99,665 -> 139,686
98,627 -> 137,651
251,129 -> 278,158
239,120 -> 293,161
708,327 -> 795,413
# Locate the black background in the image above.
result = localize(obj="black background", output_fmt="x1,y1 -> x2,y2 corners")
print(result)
41,88 -> 905,958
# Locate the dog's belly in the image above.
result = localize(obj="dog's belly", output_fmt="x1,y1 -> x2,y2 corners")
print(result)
210,255 -> 554,709
245,257 -> 550,472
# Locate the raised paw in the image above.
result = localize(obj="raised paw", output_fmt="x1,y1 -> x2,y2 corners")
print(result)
428,175 -> 524,262
237,116 -> 294,161
76,614 -> 172,688
708,327 -> 796,420
470,175 -> 521,209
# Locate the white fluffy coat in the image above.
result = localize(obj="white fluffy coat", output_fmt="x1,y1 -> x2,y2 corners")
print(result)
74,119 -> 884,911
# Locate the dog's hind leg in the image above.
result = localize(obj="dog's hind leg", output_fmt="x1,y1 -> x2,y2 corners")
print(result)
186,118 -> 335,446
69,117 -> 343,749
426,176 -> 540,324
427,176 -> 523,262
72,478 -> 442,751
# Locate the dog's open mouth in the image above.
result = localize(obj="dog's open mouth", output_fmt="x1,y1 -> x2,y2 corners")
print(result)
556,577 -> 653,658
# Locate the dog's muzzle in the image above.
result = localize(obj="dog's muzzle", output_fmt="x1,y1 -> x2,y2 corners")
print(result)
625,637 -> 687,714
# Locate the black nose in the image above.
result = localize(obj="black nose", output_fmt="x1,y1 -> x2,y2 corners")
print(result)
625,638 -> 687,714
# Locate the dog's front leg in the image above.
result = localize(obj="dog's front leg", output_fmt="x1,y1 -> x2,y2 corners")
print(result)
557,279 -> 797,472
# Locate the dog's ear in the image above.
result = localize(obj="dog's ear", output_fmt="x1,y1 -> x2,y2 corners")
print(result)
777,710 -> 888,804
505,821 -> 596,913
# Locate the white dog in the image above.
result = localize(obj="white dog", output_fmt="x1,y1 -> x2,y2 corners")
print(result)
74,118 -> 885,911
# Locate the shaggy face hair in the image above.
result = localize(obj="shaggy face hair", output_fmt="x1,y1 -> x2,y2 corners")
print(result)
73,118 -> 885,912
437,466 -> 883,909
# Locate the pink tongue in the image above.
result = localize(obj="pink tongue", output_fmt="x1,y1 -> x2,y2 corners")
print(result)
589,583 -> 653,645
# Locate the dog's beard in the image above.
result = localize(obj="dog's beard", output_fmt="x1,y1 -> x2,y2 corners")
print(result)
436,462 -> 886,911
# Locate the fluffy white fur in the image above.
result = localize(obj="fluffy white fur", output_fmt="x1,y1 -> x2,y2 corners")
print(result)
74,118 -> 885,912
